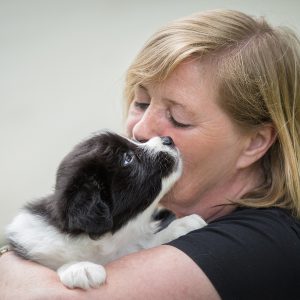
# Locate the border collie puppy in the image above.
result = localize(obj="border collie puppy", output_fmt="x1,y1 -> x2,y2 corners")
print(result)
6,132 -> 206,289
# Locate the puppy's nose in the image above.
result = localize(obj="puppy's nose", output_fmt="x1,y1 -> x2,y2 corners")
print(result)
161,136 -> 174,146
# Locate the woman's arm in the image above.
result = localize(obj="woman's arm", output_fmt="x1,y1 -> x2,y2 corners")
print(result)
0,252 -> 77,300
85,245 -> 221,299
0,245 -> 221,300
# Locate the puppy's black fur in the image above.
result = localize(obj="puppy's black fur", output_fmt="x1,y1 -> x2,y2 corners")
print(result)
24,132 -> 176,240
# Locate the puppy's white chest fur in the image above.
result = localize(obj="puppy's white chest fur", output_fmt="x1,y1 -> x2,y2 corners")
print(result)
8,207 -> 206,289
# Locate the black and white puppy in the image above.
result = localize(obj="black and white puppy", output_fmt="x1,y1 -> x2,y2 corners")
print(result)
6,132 -> 206,289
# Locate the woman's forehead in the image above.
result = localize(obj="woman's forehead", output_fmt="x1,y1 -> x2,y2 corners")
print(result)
138,60 -> 218,108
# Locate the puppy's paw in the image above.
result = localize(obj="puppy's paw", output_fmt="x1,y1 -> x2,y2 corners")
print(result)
166,214 -> 207,238
57,262 -> 106,289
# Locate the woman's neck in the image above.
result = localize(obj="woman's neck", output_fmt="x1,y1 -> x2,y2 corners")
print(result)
166,164 -> 264,222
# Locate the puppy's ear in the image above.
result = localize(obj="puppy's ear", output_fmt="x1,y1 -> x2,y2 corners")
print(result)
64,186 -> 113,239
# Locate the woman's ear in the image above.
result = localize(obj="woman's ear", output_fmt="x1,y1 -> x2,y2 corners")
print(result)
236,124 -> 276,169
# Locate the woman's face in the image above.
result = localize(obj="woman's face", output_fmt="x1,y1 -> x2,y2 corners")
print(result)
125,59 -> 247,219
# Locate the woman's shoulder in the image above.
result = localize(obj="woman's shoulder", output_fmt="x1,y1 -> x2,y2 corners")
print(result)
168,207 -> 300,299
211,206 -> 300,231
169,207 -> 300,259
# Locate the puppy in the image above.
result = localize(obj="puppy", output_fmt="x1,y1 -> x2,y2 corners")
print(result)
6,132 -> 206,289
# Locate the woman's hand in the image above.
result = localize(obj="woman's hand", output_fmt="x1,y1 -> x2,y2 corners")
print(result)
0,252 -> 77,300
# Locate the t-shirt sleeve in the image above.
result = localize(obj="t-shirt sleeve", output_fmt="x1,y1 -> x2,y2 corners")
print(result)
167,208 -> 300,300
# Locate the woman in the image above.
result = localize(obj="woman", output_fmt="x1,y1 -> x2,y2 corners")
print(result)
1,9 -> 300,299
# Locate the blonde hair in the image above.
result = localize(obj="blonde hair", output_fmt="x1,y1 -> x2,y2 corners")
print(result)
125,10 -> 300,217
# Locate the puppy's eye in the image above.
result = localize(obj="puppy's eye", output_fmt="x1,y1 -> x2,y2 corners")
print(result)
122,151 -> 134,166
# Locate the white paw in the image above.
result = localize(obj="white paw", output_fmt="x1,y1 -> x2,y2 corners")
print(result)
57,262 -> 106,289
167,214 -> 207,238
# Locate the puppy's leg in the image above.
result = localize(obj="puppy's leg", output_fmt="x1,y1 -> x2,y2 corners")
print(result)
57,261 -> 106,289
149,214 -> 207,246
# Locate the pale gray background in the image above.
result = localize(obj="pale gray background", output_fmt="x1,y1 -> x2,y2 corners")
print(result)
1,0 -> 299,243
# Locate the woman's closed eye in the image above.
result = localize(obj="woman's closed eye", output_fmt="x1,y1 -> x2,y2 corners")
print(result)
133,101 -> 150,111
167,111 -> 191,128
133,99 -> 191,128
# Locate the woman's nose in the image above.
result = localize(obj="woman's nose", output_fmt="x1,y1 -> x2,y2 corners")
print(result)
132,108 -> 162,142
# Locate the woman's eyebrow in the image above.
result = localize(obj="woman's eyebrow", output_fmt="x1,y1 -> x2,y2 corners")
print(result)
164,98 -> 196,116
137,84 -> 196,117
137,84 -> 148,92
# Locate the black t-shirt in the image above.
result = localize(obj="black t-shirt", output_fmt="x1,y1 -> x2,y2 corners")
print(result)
168,207 -> 300,300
